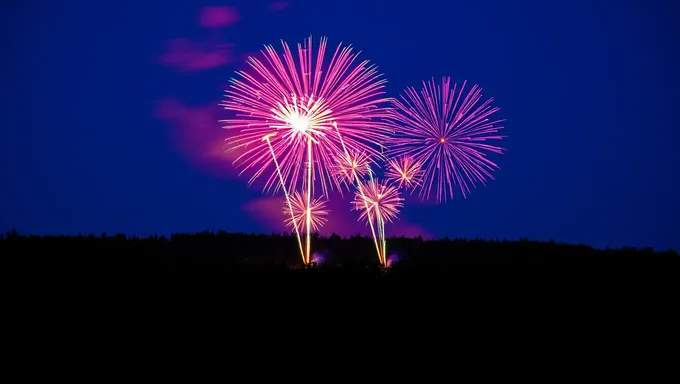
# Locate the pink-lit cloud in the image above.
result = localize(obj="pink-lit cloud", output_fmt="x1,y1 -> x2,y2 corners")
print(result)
268,2 -> 289,11
199,6 -> 240,28
242,194 -> 432,239
238,51 -> 262,62
158,39 -> 234,72
153,98 -> 243,177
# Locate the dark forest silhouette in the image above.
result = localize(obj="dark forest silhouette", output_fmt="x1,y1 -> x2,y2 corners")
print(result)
4,230 -> 677,278
7,229 -> 678,320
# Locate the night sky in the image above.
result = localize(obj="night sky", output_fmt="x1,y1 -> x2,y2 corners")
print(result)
2,0 -> 678,251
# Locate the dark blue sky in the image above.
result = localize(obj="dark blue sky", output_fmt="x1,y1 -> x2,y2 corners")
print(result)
2,0 -> 678,250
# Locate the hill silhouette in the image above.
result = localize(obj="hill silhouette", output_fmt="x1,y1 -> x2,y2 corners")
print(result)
4,230 -> 677,280
6,230 -> 677,328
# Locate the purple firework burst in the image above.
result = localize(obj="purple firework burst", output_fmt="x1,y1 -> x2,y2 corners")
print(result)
386,77 -> 506,202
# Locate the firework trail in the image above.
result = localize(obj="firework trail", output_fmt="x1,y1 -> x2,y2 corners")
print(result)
385,156 -> 423,191
386,77 -> 505,203
263,133 -> 304,259
221,36 -> 391,264
352,179 -> 403,265
284,191 -> 329,233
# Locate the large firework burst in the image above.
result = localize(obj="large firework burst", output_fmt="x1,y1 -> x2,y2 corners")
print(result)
220,36 -> 391,197
386,77 -> 505,202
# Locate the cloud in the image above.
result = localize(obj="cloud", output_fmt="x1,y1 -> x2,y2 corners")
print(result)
158,38 -> 234,72
199,6 -> 240,28
153,98 -> 243,177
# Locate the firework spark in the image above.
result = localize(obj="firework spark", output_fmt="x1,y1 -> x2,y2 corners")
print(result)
386,77 -> 505,202
385,156 -> 423,190
284,191 -> 329,232
220,36 -> 392,197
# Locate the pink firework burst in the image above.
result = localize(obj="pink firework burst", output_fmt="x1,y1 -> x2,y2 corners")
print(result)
283,191 -> 329,232
385,156 -> 423,191
352,179 -> 404,225
220,36 -> 392,197
386,77 -> 506,202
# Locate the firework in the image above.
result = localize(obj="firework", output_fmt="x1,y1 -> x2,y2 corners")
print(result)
221,36 -> 391,265
221,36 -> 392,197
284,191 -> 329,232
385,156 -> 423,191
352,179 -> 404,264
352,179 -> 403,225
386,77 -> 505,202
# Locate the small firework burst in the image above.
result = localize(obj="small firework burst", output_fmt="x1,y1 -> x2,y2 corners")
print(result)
352,179 -> 403,225
284,191 -> 329,233
333,150 -> 372,188
385,156 -> 423,190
